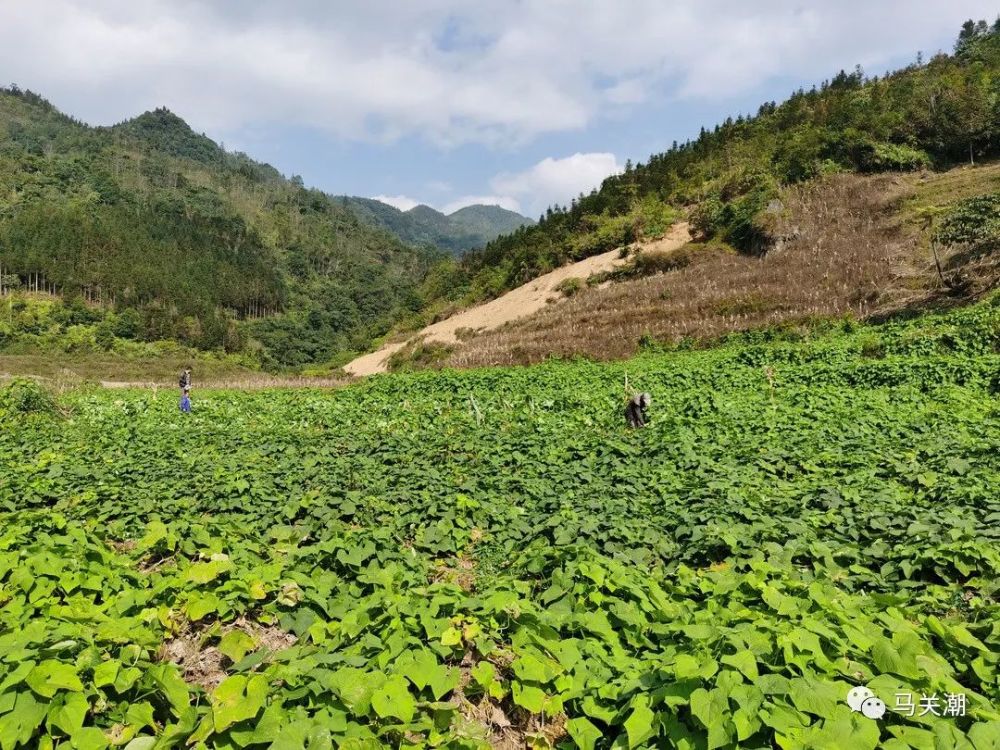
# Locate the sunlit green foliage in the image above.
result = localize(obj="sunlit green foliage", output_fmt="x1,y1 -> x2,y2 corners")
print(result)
2,297 -> 1000,747
0,377 -> 56,415
0,296 -> 258,369
935,193 -> 1000,250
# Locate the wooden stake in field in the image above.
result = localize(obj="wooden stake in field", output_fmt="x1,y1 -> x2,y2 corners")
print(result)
624,371 -> 638,400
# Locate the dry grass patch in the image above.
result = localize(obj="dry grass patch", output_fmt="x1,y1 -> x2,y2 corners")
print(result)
158,616 -> 297,692
386,339 -> 455,371
445,168 -> 995,368
450,650 -> 567,750
431,556 -> 477,592
459,700 -> 567,750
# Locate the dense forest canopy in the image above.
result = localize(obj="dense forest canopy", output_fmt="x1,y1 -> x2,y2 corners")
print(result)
440,19 -> 1000,306
0,96 -> 441,366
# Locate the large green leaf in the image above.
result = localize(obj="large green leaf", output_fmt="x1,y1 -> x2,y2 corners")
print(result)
48,692 -> 88,736
623,696 -> 656,749
371,676 -> 416,724
512,683 -> 547,714
212,674 -> 268,731
567,716 -> 603,750
689,688 -> 732,750
26,662 -> 83,697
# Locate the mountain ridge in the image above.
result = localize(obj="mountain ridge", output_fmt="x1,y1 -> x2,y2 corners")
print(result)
0,88 -> 442,367
337,196 -> 533,255
105,107 -> 532,254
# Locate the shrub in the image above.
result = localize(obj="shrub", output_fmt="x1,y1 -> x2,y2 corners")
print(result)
630,250 -> 691,275
113,308 -> 143,339
0,378 -> 57,415
56,296 -> 102,326
773,126 -> 827,182
554,277 -> 583,297
95,321 -> 116,351
386,340 -> 454,371
598,242 -> 730,284
636,196 -> 678,238
691,170 -> 780,254
859,334 -> 886,359
935,192 -> 1000,249
837,135 -> 932,173
61,325 -> 97,353
690,195 -> 725,240
569,213 -> 638,259
865,142 -> 932,172
637,332 -> 660,349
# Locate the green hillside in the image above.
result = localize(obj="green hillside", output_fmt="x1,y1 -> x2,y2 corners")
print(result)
2,19 -> 997,376
0,95 -> 443,368
339,197 -> 533,255
440,19 -> 1000,305
3,295 -> 1000,746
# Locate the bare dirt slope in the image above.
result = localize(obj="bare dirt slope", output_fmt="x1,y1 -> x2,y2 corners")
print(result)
446,166 -> 1000,369
341,342 -> 410,378
343,222 -> 692,376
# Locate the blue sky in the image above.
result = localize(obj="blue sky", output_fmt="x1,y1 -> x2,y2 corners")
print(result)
1,1 -> 996,218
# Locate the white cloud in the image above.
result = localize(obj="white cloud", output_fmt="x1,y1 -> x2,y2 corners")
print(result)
371,194 -> 421,211
491,153 -> 623,217
0,1 -> 993,146
441,195 -> 522,215
604,78 -> 648,106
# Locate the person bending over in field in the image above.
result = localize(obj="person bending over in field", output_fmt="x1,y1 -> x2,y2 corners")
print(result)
625,392 -> 651,428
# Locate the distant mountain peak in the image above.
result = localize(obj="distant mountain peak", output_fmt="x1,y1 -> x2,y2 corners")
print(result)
340,198 -> 534,254
406,204 -> 446,219
131,106 -> 188,125
112,107 -> 222,164
448,203 -> 521,219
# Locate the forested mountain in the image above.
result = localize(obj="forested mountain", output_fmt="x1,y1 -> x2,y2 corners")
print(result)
2,19 -> 997,372
0,95 -> 443,366
432,18 -> 1000,305
338,196 -> 533,255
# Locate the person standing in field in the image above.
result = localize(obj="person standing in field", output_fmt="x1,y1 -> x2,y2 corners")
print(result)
178,366 -> 192,413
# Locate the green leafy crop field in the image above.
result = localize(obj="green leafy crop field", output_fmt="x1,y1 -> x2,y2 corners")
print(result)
2,299 -> 1000,749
